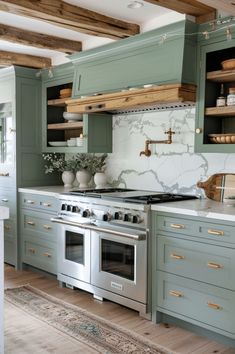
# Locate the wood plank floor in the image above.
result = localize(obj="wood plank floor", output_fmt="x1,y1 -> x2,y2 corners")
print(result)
4,265 -> 235,354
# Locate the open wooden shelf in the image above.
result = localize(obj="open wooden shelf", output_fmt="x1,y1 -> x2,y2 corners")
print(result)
205,106 -> 235,116
47,122 -> 83,130
207,70 -> 235,83
47,97 -> 71,106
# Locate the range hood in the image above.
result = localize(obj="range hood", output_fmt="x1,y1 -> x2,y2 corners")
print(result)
66,84 -> 196,114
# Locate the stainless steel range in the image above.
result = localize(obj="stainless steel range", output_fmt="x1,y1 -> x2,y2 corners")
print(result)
51,188 -> 197,317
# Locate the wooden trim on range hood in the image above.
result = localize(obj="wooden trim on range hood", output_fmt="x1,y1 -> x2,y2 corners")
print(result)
66,84 -> 196,114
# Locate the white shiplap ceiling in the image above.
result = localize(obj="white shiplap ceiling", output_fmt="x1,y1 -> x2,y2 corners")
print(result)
0,0 -> 184,65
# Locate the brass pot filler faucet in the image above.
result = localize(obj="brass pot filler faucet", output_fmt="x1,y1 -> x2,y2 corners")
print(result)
139,128 -> 175,157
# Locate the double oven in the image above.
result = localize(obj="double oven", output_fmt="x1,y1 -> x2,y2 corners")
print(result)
52,188 -> 197,317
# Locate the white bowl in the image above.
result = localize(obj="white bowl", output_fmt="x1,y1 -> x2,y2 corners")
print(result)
63,112 -> 83,121
48,141 -> 67,147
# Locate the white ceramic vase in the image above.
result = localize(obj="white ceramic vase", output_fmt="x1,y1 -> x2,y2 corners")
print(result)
62,171 -> 75,188
76,170 -> 91,188
94,172 -> 108,189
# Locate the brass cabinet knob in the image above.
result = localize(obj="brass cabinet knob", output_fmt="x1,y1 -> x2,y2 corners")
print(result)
195,128 -> 202,134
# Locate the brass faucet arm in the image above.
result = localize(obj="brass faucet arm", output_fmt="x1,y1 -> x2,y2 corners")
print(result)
139,128 -> 175,157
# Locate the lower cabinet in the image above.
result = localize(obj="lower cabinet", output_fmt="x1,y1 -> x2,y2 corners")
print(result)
152,211 -> 235,340
19,192 -> 58,275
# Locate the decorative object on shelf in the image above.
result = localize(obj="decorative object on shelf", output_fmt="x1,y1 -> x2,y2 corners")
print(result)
48,141 -> 67,147
216,84 -> 226,107
139,128 -> 175,157
221,58 -> 235,70
61,170 -> 75,188
208,133 -> 235,144
63,112 -> 83,121
227,87 -> 235,106
197,173 -> 235,202
59,88 -> 72,98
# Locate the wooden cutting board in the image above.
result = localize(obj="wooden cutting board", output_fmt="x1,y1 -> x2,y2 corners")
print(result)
197,173 -> 235,202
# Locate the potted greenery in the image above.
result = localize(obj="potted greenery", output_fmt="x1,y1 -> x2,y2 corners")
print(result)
74,153 -> 108,188
42,153 -> 77,188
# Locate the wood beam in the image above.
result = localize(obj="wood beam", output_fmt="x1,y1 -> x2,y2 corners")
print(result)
195,0 -> 235,16
0,50 -> 51,68
144,0 -> 216,23
0,0 -> 140,39
0,23 -> 82,54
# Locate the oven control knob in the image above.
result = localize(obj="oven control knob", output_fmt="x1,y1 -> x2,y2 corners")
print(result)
103,213 -> 111,222
72,206 -> 79,213
66,205 -> 72,212
82,209 -> 90,218
114,211 -> 122,220
124,213 -> 130,222
132,215 -> 141,224
61,203 -> 66,211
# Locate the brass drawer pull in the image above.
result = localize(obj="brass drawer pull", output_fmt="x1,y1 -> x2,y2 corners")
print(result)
26,200 -> 35,205
207,229 -> 224,236
1,198 -> 9,202
169,290 -> 183,297
207,262 -> 223,269
170,223 -> 185,229
170,253 -> 185,260
43,224 -> 52,230
41,202 -> 51,207
28,248 -> 36,254
207,302 -> 222,310
4,225 -> 11,230
27,221 -> 35,226
43,252 -> 52,258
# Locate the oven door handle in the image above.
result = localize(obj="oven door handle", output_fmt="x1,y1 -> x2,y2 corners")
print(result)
51,217 -> 146,241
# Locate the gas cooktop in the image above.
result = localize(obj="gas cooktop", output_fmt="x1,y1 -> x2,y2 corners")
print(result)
67,188 -> 197,204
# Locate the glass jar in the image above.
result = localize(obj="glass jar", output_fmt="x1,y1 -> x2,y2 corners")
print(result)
216,96 -> 226,107
227,88 -> 235,106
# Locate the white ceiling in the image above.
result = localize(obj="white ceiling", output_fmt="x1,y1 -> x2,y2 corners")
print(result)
0,0 -> 185,66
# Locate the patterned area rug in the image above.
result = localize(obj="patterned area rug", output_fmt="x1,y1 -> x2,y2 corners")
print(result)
5,285 -> 175,354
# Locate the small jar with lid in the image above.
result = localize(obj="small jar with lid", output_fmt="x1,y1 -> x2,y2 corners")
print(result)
227,87 -> 235,106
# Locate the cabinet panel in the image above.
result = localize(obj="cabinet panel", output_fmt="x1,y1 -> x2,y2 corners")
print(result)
20,193 -> 58,213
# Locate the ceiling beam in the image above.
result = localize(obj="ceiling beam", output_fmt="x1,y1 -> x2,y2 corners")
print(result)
144,0 -> 216,23
195,0 -> 235,16
0,50 -> 51,68
0,0 -> 140,39
0,23 -> 82,54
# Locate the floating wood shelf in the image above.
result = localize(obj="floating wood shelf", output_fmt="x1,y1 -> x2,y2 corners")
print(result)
207,70 -> 235,83
47,97 -> 71,106
66,84 -> 196,113
205,106 -> 235,117
47,122 -> 83,130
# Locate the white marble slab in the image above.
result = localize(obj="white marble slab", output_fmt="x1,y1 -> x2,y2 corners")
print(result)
18,186 -> 70,197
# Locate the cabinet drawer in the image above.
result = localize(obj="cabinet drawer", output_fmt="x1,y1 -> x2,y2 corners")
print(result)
156,215 -> 235,244
22,211 -> 57,242
157,235 -> 235,290
157,271 -> 235,336
23,240 -> 57,274
20,193 -> 58,212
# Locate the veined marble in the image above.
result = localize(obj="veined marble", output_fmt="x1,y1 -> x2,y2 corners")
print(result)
106,108 -> 235,196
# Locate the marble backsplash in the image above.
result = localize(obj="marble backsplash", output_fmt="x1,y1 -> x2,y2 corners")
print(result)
106,108 -> 235,196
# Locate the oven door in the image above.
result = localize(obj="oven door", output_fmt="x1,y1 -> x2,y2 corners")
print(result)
91,230 -> 147,304
57,224 -> 91,283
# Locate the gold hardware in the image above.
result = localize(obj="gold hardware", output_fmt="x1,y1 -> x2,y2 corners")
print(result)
27,221 -> 35,226
29,248 -> 35,254
195,128 -> 202,134
1,198 -> 8,202
43,252 -> 52,258
207,262 -> 223,269
43,224 -> 52,230
9,128 -> 16,133
170,253 -> 185,260
207,302 -> 222,310
169,290 -> 183,297
139,128 -> 175,157
0,172 -> 9,176
170,223 -> 185,229
41,202 -> 51,207
26,200 -> 35,205
4,225 -> 11,230
207,229 -> 224,236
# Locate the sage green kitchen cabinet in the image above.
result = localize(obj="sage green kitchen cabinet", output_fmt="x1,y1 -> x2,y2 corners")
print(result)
152,211 -> 235,343
70,20 -> 197,98
19,192 -> 58,274
195,28 -> 235,153
41,64 -> 112,153
0,66 -> 60,267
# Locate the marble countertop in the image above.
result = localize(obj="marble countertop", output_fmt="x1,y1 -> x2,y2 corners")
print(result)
18,186 -> 235,222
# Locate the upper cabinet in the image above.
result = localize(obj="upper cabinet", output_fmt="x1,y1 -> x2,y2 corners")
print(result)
69,20 -> 198,99
41,63 -> 112,153
195,30 -> 235,153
